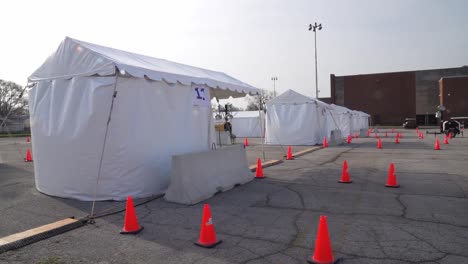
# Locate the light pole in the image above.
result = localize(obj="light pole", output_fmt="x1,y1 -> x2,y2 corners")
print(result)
308,22 -> 322,98
271,76 -> 278,97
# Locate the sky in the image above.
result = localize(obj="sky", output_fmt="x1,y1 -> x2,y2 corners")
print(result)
1,0 -> 467,108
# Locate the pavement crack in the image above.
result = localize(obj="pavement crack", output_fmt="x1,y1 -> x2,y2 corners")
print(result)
319,148 -> 355,166
284,184 -> 305,209
395,194 -> 407,218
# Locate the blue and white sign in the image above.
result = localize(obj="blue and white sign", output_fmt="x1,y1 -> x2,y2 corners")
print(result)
192,85 -> 211,106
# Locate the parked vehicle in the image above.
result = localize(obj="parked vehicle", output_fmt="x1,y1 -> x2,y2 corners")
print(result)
402,118 -> 417,129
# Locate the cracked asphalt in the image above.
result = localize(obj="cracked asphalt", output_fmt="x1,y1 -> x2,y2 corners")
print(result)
1,129 -> 468,264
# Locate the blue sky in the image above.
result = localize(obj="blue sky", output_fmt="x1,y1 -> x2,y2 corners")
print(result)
1,0 -> 467,106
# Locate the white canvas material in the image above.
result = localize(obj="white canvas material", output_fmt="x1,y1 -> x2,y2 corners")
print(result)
29,37 -> 258,98
230,111 -> 264,138
330,104 -> 353,138
265,90 -> 337,145
28,37 -> 260,201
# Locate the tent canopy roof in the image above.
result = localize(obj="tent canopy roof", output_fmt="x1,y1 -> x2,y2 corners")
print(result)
267,89 -> 331,109
29,37 -> 259,99
331,104 -> 353,114
353,110 -> 371,117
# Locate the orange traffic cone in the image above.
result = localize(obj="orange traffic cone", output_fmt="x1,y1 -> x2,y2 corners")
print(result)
195,204 -> 222,248
434,138 -> 441,150
347,135 -> 352,144
395,136 -> 400,144
24,148 -> 33,162
26,137 -> 30,143
385,132 -> 388,138
443,135 -> 449,144
323,137 -> 328,148
377,138 -> 382,149
448,132 -> 453,139
385,163 -> 399,188
244,138 -> 249,147
308,215 -> 337,264
420,133 -> 424,139
338,160 -> 352,183
398,132 -> 402,138
354,133 -> 358,139
255,158 -> 264,179
286,146 -> 294,160
120,196 -> 144,234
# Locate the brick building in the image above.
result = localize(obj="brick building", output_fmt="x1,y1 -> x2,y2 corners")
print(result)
439,75 -> 468,120
328,66 -> 468,125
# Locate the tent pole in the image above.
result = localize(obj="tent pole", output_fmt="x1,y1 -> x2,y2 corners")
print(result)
260,93 -> 265,161
89,74 -> 119,222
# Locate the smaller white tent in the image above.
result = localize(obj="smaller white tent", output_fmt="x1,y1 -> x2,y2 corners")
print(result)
230,111 -> 264,138
354,111 -> 370,130
265,90 -> 334,145
330,104 -> 353,137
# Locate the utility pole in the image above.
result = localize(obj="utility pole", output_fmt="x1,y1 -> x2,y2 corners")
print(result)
271,76 -> 278,97
308,22 -> 322,98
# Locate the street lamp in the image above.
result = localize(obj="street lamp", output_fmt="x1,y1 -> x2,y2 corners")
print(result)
308,22 -> 322,98
271,76 -> 278,97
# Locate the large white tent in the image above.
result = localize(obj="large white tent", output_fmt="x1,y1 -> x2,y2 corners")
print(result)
265,90 -> 335,145
28,37 -> 259,201
230,111 -> 264,138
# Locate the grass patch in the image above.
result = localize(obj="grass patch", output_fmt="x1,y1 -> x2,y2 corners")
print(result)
0,133 -> 30,137
36,256 -> 64,264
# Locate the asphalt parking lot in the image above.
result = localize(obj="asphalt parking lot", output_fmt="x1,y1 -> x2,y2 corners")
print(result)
1,129 -> 468,264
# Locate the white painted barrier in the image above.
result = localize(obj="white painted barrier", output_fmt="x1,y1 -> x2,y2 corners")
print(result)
164,144 -> 253,205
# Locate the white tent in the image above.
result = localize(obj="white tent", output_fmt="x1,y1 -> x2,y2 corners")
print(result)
354,111 -> 370,130
230,111 -> 264,138
28,37 -> 259,201
330,104 -> 353,137
265,90 -> 335,145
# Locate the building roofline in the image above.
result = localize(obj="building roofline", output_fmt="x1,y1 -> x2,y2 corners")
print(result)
439,75 -> 468,81
332,65 -> 468,78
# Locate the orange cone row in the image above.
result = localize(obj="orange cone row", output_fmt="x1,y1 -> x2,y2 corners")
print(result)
337,161 -> 399,188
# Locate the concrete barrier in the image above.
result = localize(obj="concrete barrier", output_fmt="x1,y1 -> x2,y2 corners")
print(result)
328,129 -> 343,146
360,129 -> 368,138
164,144 -> 253,205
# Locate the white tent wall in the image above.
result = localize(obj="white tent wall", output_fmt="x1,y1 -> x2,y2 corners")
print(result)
99,77 -> 214,200
350,112 -> 360,133
330,104 -> 371,136
231,111 -> 263,138
265,103 -> 323,145
317,106 -> 338,142
29,76 -> 116,199
330,105 -> 352,138
29,76 -> 215,201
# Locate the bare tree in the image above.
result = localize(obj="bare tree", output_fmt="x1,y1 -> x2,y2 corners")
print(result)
245,90 -> 274,111
0,80 -> 28,119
